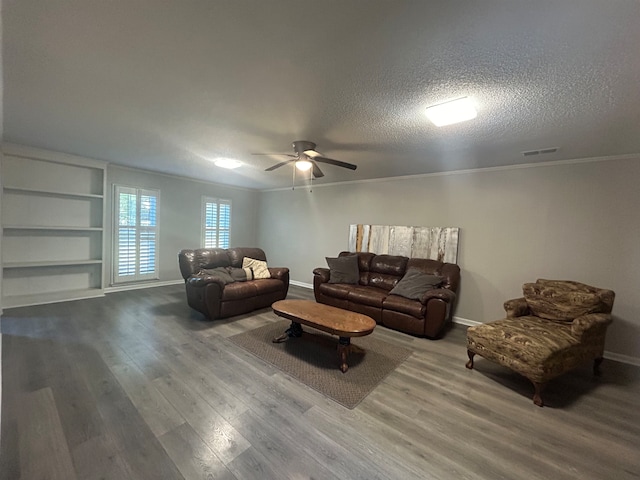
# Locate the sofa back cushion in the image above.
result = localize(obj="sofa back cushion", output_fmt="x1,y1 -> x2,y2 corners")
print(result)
195,248 -> 231,270
227,247 -> 267,268
523,279 -> 614,322
368,255 -> 408,291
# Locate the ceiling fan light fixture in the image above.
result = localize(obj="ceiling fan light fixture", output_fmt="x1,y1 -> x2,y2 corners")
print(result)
213,157 -> 242,169
295,159 -> 313,171
426,97 -> 477,127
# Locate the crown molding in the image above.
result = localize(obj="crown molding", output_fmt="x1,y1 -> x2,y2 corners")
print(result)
260,153 -> 640,193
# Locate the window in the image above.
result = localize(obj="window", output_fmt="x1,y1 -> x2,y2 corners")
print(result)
114,185 -> 159,283
202,197 -> 231,248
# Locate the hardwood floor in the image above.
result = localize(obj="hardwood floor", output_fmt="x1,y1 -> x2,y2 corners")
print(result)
1,285 -> 639,480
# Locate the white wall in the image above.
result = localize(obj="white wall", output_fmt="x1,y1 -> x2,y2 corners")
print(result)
257,157 -> 640,362
105,165 -> 259,286
0,0 -> 4,436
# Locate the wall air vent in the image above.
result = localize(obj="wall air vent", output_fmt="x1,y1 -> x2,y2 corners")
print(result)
522,147 -> 559,156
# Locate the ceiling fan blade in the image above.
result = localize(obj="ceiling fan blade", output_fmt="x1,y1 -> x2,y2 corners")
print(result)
265,159 -> 296,171
312,155 -> 357,170
312,161 -> 324,178
303,149 -> 321,158
252,153 -> 297,157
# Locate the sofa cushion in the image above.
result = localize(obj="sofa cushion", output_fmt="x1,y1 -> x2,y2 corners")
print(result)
326,255 -> 359,284
388,267 -> 443,300
252,278 -> 286,295
366,255 -> 408,291
228,247 -> 267,267
195,248 -> 230,270
318,282 -> 352,299
370,255 -> 407,276
346,285 -> 388,308
221,282 -> 258,301
383,294 -> 426,318
242,257 -> 271,279
523,280 -> 609,322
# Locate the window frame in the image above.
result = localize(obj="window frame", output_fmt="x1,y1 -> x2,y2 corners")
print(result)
112,185 -> 160,284
201,196 -> 232,249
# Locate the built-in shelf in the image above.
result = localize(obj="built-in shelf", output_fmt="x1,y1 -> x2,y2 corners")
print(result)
2,288 -> 105,309
2,225 -> 103,232
1,145 -> 107,310
2,185 -> 103,199
3,260 -> 103,269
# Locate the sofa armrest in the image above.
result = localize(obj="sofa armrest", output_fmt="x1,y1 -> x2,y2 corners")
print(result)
313,267 -> 331,283
178,249 -> 197,280
421,288 -> 456,305
571,313 -> 613,338
268,267 -> 290,282
504,297 -> 530,318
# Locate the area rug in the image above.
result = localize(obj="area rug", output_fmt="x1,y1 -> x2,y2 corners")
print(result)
229,320 -> 412,409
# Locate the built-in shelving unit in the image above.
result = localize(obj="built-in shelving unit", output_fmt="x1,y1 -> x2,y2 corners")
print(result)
3,225 -> 104,231
1,144 -> 107,309
2,186 -> 104,199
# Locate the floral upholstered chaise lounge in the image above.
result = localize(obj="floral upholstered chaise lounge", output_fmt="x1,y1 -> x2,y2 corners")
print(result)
465,279 -> 615,407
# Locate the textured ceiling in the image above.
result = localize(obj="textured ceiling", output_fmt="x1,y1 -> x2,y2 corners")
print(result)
4,0 -> 640,190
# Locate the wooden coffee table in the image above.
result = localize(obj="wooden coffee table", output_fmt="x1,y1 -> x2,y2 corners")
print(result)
271,299 -> 376,373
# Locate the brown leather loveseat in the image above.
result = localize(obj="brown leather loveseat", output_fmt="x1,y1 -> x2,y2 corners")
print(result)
313,251 -> 460,338
179,247 -> 289,320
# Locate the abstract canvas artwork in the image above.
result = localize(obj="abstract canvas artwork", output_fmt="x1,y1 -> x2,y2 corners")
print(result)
348,224 -> 460,264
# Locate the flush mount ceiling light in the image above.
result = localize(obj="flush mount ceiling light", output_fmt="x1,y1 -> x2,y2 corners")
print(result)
426,97 -> 477,127
213,157 -> 242,169
295,159 -> 313,171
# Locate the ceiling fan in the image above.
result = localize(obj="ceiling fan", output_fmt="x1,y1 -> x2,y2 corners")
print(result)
253,140 -> 357,178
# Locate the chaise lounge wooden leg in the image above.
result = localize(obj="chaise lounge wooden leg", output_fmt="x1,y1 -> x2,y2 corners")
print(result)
465,350 -> 475,369
532,381 -> 546,407
593,357 -> 604,376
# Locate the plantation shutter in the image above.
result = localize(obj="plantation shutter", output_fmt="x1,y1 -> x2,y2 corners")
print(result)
203,200 -> 218,248
218,200 -> 231,248
202,197 -> 231,248
138,190 -> 158,276
114,186 -> 159,283
117,187 -> 137,277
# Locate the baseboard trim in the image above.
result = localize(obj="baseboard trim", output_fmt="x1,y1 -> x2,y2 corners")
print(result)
603,351 -> 640,367
452,316 -> 481,327
105,279 -> 184,294
290,280 -> 313,289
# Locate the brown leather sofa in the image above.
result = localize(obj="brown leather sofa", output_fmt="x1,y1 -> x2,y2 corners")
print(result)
313,251 -> 460,338
178,247 -> 289,320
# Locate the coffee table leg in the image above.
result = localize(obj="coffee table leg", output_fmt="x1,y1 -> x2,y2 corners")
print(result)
337,337 -> 351,373
272,321 -> 303,343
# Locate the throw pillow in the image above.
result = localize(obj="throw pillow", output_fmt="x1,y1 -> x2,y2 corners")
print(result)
242,257 -> 271,279
389,268 -> 444,301
326,255 -> 360,284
